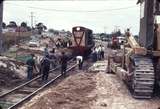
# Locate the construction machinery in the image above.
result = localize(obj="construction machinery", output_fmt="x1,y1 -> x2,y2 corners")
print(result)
108,0 -> 160,99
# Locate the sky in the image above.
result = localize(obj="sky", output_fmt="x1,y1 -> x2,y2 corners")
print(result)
3,0 -> 140,34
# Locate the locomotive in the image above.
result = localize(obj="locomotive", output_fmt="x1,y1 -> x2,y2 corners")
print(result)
70,26 -> 95,56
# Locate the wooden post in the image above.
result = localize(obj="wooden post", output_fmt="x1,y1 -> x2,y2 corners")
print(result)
0,1 -> 3,54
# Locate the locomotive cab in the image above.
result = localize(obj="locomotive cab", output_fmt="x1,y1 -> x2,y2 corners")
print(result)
70,26 -> 94,56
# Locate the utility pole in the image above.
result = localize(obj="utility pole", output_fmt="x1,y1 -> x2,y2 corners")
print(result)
104,26 -> 107,34
114,25 -> 120,32
30,12 -> 35,35
30,12 -> 34,29
34,19 -> 37,27
0,1 -> 3,54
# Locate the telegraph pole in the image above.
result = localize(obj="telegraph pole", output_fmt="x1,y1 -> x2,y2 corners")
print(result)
30,12 -> 35,35
114,25 -> 120,32
30,12 -> 34,29
104,26 -> 107,34
0,1 -> 3,54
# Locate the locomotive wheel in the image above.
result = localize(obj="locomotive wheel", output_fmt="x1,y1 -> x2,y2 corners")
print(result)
131,56 -> 155,99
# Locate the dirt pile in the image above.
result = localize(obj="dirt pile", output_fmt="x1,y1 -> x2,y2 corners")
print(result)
0,56 -> 27,88
20,73 -> 97,109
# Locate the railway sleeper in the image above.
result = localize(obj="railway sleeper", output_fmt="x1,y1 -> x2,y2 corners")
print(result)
14,90 -> 33,94
25,84 -> 42,88
0,101 -> 14,108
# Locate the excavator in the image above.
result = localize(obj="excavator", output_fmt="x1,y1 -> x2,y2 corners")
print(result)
108,0 -> 160,98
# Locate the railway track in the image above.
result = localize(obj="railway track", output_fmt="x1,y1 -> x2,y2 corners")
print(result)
0,58 -> 77,109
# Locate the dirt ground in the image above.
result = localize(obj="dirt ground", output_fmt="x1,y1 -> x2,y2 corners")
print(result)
0,56 -> 27,88
19,66 -> 160,109
19,73 -> 96,109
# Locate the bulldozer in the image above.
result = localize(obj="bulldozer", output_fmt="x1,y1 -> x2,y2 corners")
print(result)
108,0 -> 160,99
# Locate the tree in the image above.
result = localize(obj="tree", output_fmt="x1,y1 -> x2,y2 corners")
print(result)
35,22 -> 47,34
61,29 -> 65,32
27,26 -> 31,31
54,30 -> 59,35
20,22 -> 27,28
66,31 -> 72,37
7,21 -> 17,28
43,25 -> 47,30
2,22 -> 6,29
48,28 -> 54,33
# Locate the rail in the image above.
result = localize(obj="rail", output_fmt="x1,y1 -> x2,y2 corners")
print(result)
0,57 -> 75,98
0,57 -> 76,109
8,63 -> 78,109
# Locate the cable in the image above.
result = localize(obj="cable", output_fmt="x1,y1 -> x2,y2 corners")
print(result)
5,2 -> 137,13
28,6 -> 137,12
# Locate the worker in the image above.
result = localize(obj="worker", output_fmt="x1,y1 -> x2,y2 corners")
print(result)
69,40 -> 72,46
49,48 -> 57,68
67,41 -> 70,47
95,46 -> 99,60
98,45 -> 102,60
60,52 -> 68,76
44,44 -> 49,57
60,52 -> 67,75
91,47 -> 97,62
101,45 -> 105,59
56,41 -> 60,48
125,28 -> 131,37
26,54 -> 37,80
41,55 -> 50,81
76,55 -> 83,70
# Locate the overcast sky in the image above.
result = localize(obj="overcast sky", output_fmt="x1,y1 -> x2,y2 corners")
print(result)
3,0 -> 140,34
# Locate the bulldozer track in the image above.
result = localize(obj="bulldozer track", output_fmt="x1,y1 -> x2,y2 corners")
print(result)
132,56 -> 155,99
0,58 -> 77,109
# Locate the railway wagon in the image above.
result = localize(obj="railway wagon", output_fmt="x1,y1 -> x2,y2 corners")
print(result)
70,26 -> 94,56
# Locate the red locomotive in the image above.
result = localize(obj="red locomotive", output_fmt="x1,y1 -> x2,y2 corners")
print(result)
70,26 -> 95,56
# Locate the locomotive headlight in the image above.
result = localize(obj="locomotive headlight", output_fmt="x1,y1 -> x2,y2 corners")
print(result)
76,27 -> 80,31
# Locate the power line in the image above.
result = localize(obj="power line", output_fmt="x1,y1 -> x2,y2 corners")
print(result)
5,3 -> 137,13
28,6 -> 137,12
